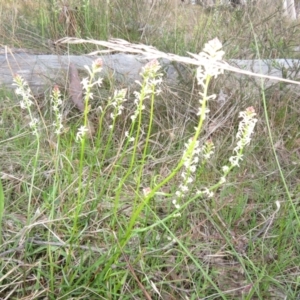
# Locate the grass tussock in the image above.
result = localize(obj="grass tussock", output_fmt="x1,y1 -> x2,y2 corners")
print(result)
1,0 -> 300,299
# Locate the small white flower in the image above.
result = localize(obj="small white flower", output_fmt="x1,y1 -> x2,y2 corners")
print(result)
175,191 -> 182,197
54,127 -> 63,135
95,78 -> 103,87
76,125 -> 88,142
15,87 -> 22,96
190,165 -> 196,173
229,155 -> 242,167
219,176 -> 226,184
197,107 -> 210,117
130,114 -> 137,122
180,185 -> 189,192
203,188 -> 214,198
222,165 -> 229,173
81,77 -> 89,91
187,177 -> 194,184
193,156 -> 200,165
20,101 -> 27,109
172,199 -> 181,209
29,118 -> 39,128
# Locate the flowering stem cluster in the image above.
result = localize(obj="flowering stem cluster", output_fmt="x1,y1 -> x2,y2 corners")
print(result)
103,60 -> 163,271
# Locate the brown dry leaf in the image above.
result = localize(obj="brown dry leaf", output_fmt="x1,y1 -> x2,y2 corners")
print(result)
68,62 -> 84,111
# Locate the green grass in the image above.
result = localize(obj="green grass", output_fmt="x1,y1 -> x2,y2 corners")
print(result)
1,0 -> 300,299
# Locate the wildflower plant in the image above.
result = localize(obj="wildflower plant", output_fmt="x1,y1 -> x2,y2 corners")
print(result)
3,0 -> 299,294
13,75 -> 40,222
72,58 -> 103,237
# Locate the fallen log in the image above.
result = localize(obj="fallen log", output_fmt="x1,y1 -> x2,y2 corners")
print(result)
1,50 -> 300,96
